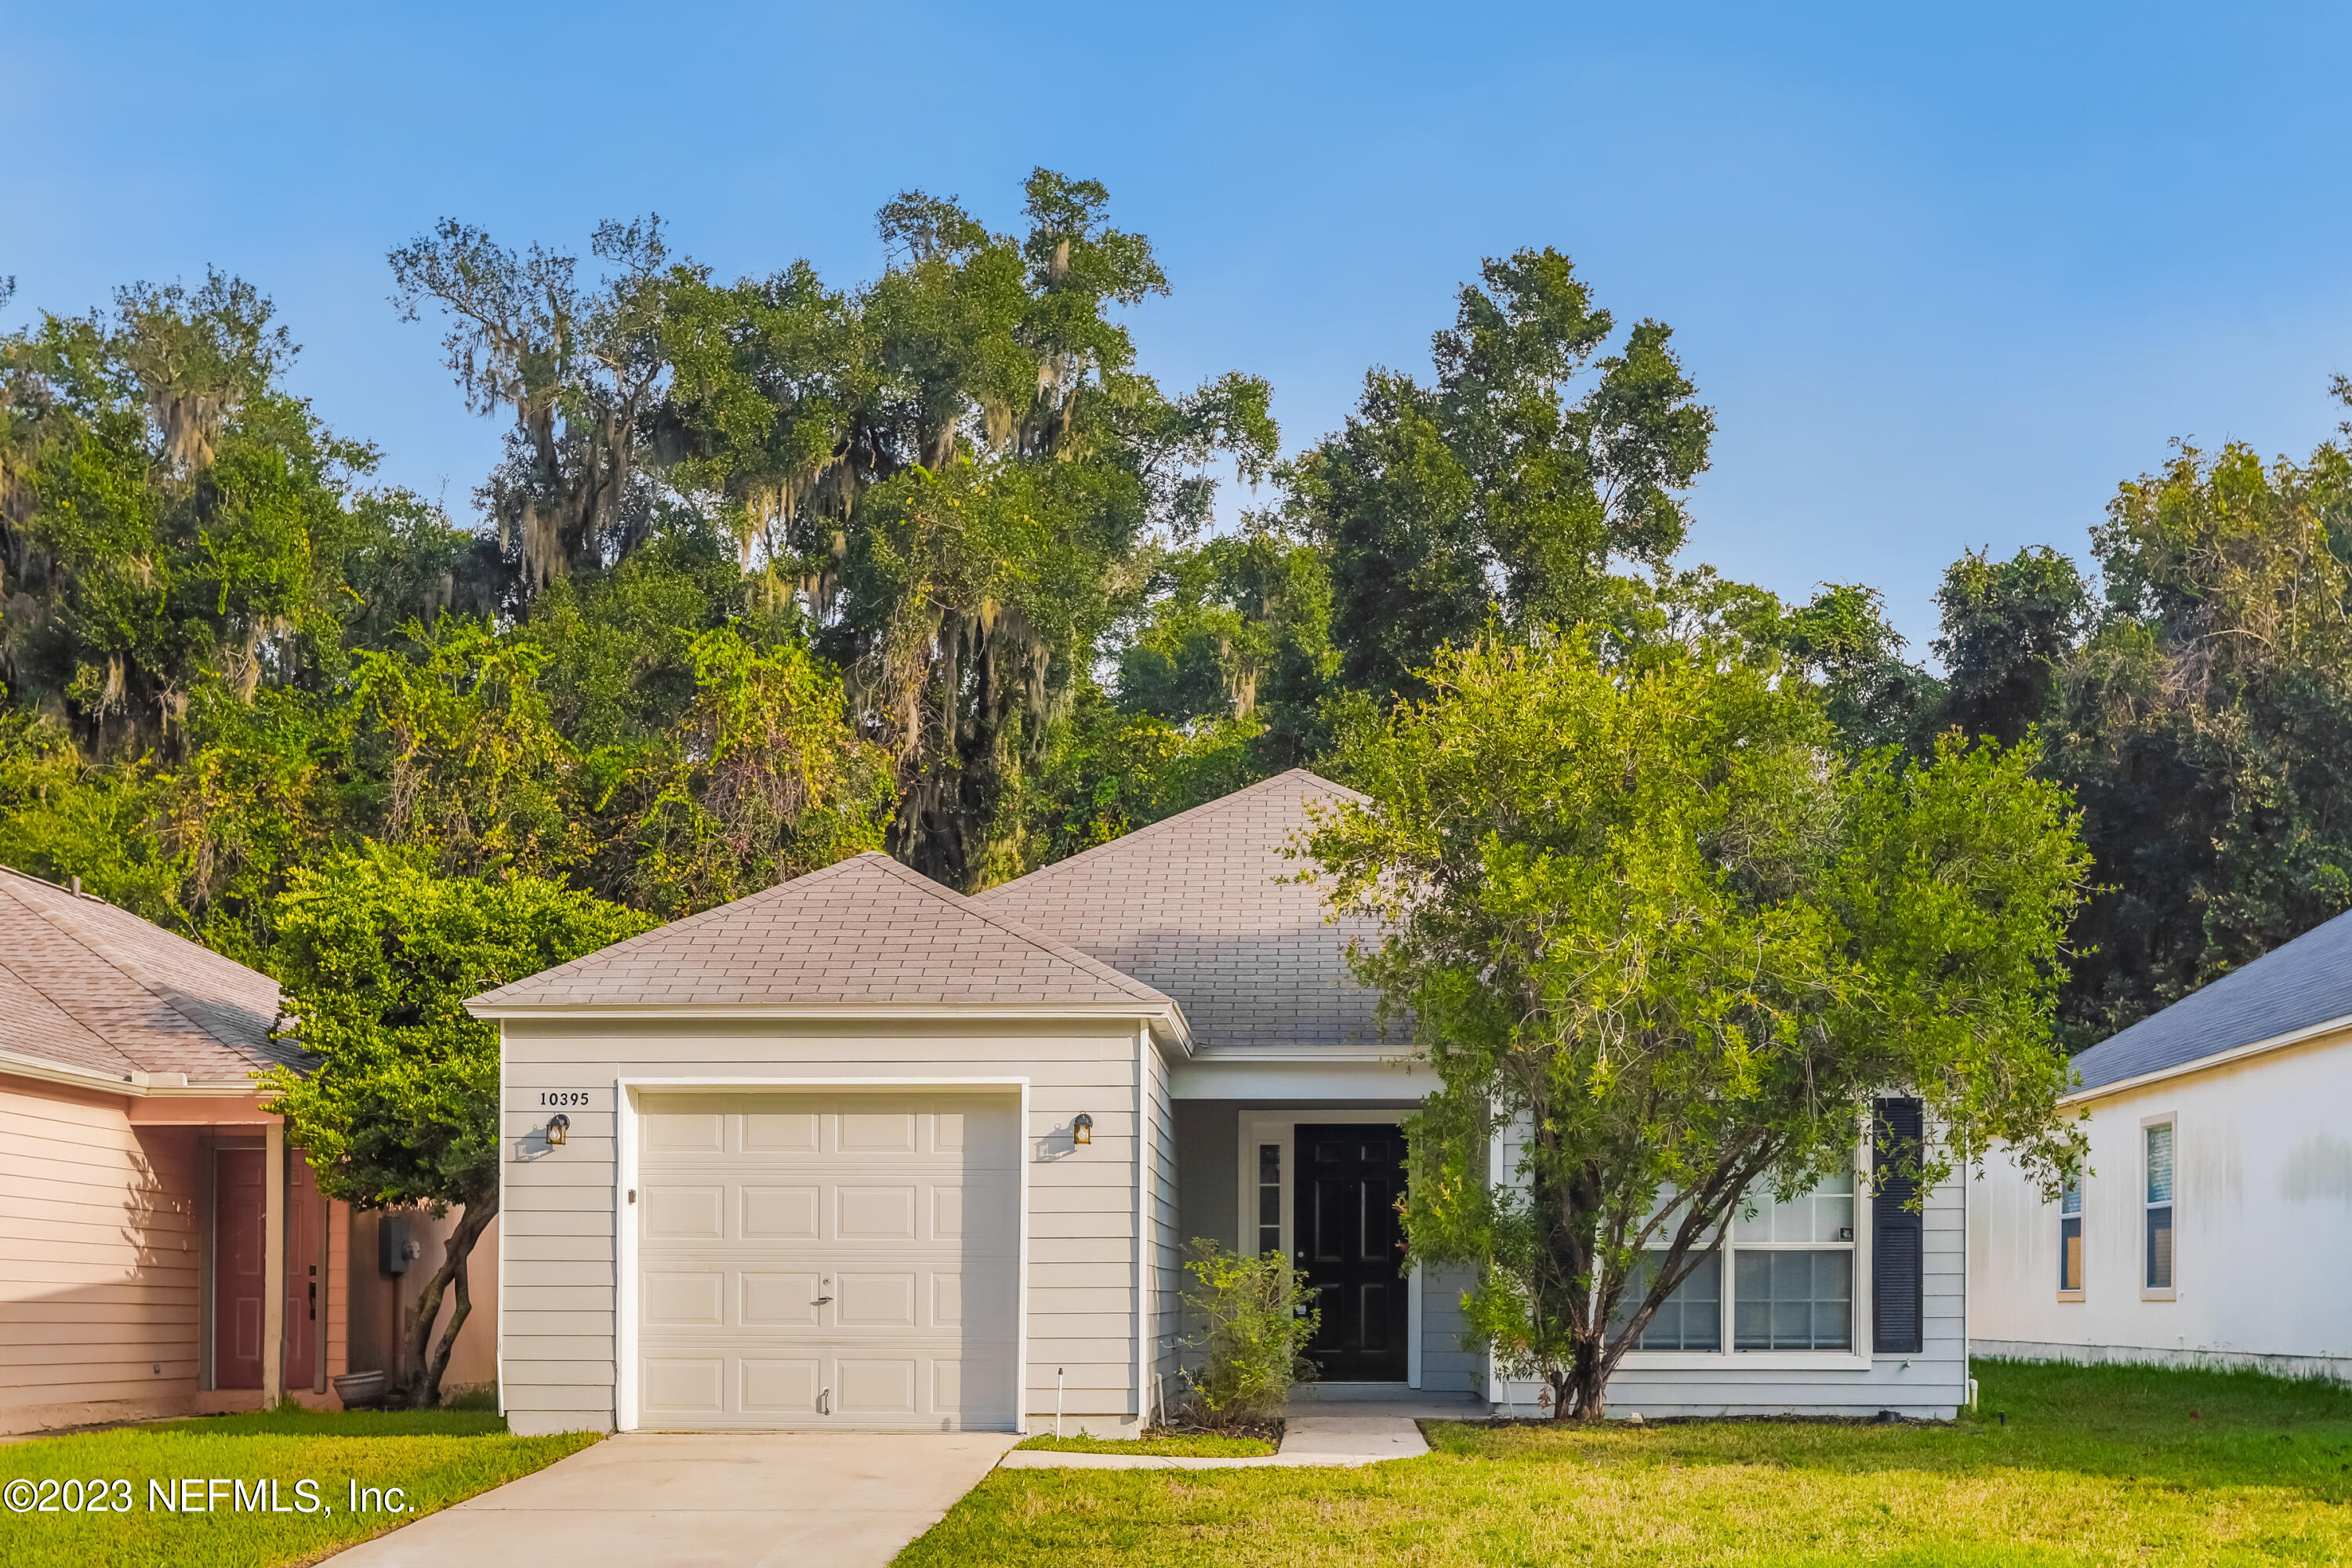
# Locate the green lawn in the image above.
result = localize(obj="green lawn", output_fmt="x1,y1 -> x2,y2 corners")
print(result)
0,1404 -> 600,1568
1015,1432 -> 1278,1457
901,1360 -> 2352,1566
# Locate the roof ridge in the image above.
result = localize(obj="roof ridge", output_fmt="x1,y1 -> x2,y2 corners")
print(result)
855,854 -> 1171,1006
2,869 -> 280,1067
469,850 -> 1178,1011
488,851 -> 877,996
975,768 -> 1362,901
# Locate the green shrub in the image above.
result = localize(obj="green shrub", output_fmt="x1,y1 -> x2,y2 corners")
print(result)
1179,1239 -> 1320,1425
443,1381 -> 499,1411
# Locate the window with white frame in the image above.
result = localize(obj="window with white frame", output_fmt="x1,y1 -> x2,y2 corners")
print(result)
1612,1161 -> 1858,1354
2144,1122 -> 2174,1291
1256,1143 -> 1282,1258
2059,1170 -> 2083,1294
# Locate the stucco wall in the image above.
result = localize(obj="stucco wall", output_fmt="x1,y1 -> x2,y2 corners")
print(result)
497,1015 -> 1156,1436
1970,1031 -> 2352,1380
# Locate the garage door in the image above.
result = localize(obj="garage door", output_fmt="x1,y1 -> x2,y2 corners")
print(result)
633,1091 -> 1019,1431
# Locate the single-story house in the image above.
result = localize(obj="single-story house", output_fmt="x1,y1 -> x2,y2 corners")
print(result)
472,770 -> 1968,1436
0,866 -> 493,1432
1971,907 -> 2352,1381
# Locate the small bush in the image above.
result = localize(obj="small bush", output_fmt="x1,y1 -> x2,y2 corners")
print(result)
443,1381 -> 499,1411
1179,1239 -> 1320,1426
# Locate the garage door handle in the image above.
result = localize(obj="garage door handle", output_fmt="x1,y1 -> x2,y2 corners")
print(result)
818,1388 -> 830,1416
812,1295 -> 833,1305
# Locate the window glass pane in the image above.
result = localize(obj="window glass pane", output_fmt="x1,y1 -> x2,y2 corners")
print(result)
1608,1251 -> 1722,1352
2145,1124 -> 2173,1204
1257,1144 -> 1281,1257
2060,1174 -> 2082,1216
2060,1215 -> 2083,1291
1733,1168 -> 1856,1244
1733,1250 -> 1853,1350
2146,1205 -> 2173,1290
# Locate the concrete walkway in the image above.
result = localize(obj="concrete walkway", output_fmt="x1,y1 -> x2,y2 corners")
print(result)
998,1395 -> 1483,1470
319,1431 -> 1017,1568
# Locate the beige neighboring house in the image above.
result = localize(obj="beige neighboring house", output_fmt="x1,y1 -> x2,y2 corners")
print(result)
474,769 -> 1965,1438
0,866 -> 495,1434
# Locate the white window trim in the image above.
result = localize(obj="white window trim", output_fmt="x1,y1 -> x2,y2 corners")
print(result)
2056,1167 -> 2085,1302
1235,1109 -> 1421,1388
1618,1141 -> 1875,1370
2140,1112 -> 2177,1301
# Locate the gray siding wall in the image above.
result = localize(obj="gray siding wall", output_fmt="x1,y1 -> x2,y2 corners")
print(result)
499,1016 -> 1149,1436
1146,1044 -> 1181,1412
1173,1100 -> 1240,1253
1419,1263 -> 1482,1394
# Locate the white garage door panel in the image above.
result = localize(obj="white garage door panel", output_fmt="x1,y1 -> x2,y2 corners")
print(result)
635,1091 -> 1019,1432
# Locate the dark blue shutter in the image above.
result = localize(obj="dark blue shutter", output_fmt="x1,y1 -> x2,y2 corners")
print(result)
1872,1097 -> 1925,1356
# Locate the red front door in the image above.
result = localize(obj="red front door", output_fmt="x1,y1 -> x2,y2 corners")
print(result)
213,1149 -> 267,1388
285,1156 -> 321,1392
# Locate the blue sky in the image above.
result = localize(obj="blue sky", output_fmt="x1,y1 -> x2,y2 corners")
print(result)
11,2 -> 2351,652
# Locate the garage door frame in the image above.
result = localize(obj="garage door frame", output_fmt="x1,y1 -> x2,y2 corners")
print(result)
613,1076 -> 1031,1433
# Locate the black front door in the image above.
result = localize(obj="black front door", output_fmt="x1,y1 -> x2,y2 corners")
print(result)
1295,1124 -> 1409,1381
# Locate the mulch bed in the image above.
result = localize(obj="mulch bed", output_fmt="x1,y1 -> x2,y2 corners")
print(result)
1144,1417 -> 1287,1446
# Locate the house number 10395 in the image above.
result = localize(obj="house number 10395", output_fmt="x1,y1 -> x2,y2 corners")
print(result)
539,1091 -> 590,1107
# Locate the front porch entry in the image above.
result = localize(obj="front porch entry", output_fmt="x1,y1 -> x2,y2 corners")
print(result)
1236,1109 -> 1414,1385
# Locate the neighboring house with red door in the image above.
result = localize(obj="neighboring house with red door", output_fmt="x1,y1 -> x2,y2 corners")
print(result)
0,866 -> 496,1433
476,770 -> 1966,1437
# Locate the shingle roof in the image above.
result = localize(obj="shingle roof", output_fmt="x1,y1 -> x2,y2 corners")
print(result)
975,769 -> 1386,1051
0,866 -> 292,1087
466,851 -> 1174,1013
2070,906 -> 2352,1094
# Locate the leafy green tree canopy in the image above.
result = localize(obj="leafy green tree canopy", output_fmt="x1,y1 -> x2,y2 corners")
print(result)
1294,249 -> 1713,701
262,851 -> 653,1406
1305,625 -> 2089,1420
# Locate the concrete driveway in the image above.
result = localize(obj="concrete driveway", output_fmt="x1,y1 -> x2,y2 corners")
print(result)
321,1431 -> 1017,1568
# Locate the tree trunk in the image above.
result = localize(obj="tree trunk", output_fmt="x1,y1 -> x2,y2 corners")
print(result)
1558,1336 -> 1609,1421
394,1194 -> 499,1410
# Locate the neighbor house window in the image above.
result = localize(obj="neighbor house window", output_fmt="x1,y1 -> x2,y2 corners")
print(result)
2059,1171 -> 2083,1294
1257,1144 -> 1282,1257
2144,1122 -> 2174,1292
1615,1163 -> 1857,1354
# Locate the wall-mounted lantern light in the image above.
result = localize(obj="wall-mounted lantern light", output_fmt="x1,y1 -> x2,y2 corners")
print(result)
1072,1112 -> 1093,1146
546,1113 -> 571,1147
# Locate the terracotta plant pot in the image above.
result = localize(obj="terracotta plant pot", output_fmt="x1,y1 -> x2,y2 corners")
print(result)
332,1370 -> 390,1408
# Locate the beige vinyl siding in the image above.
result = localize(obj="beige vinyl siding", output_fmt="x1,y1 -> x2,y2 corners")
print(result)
498,1016 -> 1150,1437
0,1077 -> 201,1421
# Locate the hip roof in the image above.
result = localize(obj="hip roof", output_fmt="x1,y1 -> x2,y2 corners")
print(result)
975,769 -> 1388,1051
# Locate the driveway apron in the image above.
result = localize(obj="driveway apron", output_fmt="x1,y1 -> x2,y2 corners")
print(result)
319,1431 -> 1017,1568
